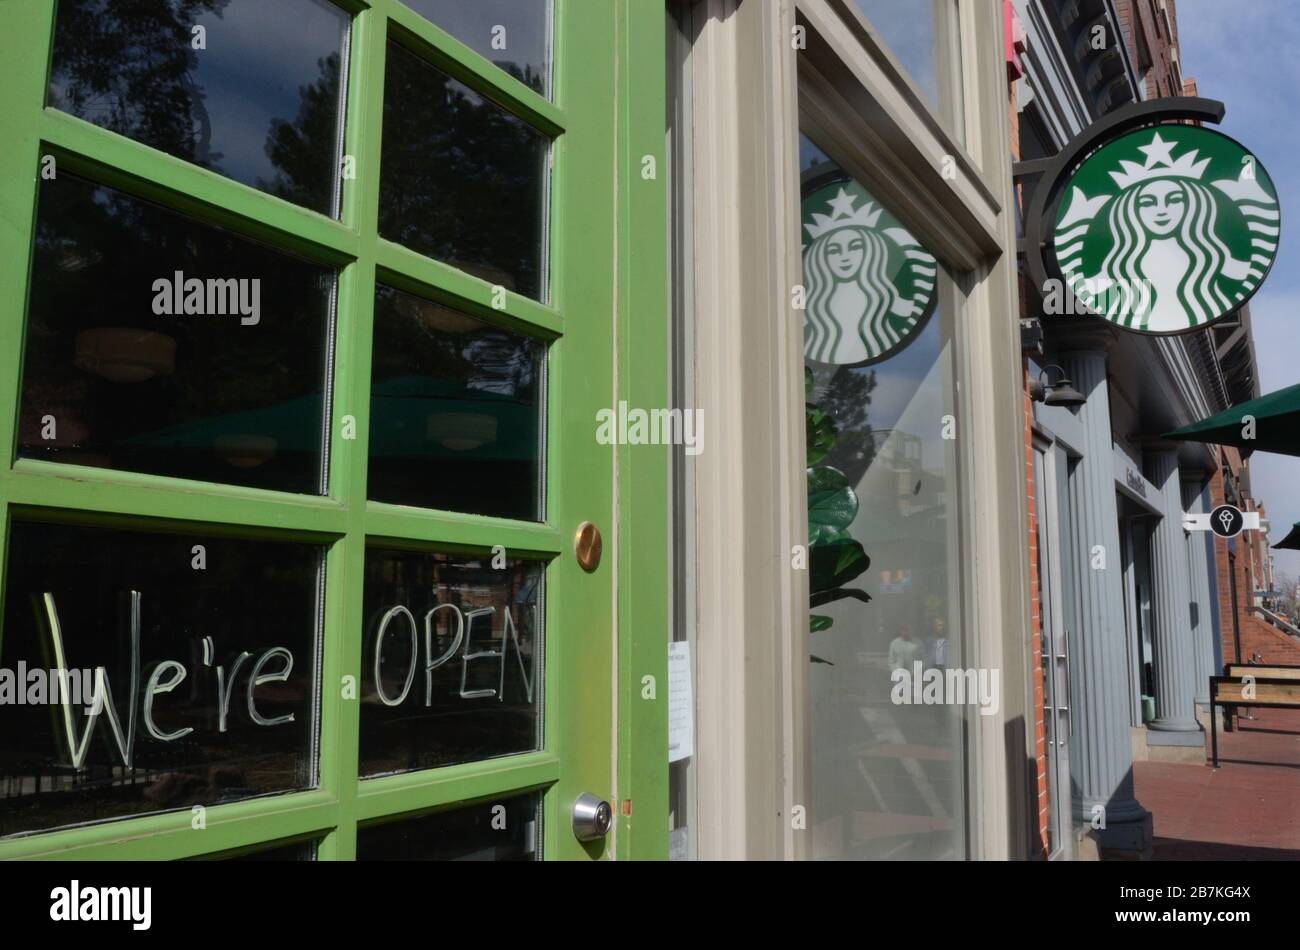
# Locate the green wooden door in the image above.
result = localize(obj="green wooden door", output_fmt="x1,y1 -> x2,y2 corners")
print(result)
0,0 -> 665,861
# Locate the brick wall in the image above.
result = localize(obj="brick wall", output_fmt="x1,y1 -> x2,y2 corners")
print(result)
1209,459 -> 1300,669
1113,0 -> 1184,99
1010,52 -> 1050,857
1024,369 -> 1049,859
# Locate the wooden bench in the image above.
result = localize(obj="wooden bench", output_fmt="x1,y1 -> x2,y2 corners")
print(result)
1208,673 -> 1300,767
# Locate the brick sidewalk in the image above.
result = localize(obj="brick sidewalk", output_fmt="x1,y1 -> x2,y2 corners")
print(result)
1133,708 -> 1300,860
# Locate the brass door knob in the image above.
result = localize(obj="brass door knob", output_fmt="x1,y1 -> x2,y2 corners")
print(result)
574,521 -> 602,572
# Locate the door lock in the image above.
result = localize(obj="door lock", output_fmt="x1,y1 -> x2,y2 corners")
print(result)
572,792 -> 613,842
574,521 -> 603,572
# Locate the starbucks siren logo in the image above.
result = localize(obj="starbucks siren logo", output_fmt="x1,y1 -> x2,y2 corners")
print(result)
801,180 -> 938,365
1053,126 -> 1280,333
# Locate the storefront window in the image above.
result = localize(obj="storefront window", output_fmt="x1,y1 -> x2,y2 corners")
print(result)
358,549 -> 543,778
400,0 -> 552,97
222,839 -> 320,861
356,792 -> 540,860
379,39 -> 551,301
48,0 -> 351,217
368,285 -> 546,520
19,174 -> 336,495
851,0 -> 963,138
0,522 -> 322,838
799,134 -> 966,860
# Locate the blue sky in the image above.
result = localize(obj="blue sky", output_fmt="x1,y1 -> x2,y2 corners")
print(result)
1178,1 -> 1300,581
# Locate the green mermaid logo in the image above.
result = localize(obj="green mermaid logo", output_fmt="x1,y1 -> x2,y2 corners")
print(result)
1053,127 -> 1280,333
801,181 -> 938,365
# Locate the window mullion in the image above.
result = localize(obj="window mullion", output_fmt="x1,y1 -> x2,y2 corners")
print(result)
0,0 -> 56,516
321,0 -> 392,860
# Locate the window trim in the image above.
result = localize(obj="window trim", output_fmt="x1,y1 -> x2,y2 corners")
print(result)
676,0 -> 1033,859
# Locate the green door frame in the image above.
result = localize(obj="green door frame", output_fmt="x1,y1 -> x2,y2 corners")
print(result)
0,0 -> 666,861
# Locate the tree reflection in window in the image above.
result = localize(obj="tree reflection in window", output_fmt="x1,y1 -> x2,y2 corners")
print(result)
47,0 -> 350,216
401,0 -> 551,96
19,174 -> 335,494
379,40 -> 550,301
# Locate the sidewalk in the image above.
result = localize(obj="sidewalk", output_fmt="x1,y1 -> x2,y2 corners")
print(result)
1133,708 -> 1300,860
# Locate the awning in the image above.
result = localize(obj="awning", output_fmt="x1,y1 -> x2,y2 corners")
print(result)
1274,523 -> 1300,551
1163,382 -> 1300,457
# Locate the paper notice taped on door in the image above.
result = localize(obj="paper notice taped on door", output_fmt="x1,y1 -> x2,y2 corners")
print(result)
668,641 -> 693,763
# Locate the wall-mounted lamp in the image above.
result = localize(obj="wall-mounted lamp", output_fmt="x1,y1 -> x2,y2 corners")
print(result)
1029,364 -> 1087,408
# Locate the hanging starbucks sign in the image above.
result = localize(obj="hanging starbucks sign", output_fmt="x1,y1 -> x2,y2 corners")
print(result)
800,179 -> 938,365
1024,98 -> 1282,336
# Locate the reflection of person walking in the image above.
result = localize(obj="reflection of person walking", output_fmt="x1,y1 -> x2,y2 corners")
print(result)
888,623 -> 923,672
926,617 -> 948,669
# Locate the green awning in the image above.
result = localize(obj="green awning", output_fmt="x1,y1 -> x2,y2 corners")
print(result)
1163,382 -> 1300,457
1274,523 -> 1300,551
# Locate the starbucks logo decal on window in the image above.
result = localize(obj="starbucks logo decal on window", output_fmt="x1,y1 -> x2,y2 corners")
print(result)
801,181 -> 938,365
1052,126 -> 1280,333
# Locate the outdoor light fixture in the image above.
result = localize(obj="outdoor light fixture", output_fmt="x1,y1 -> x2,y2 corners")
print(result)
1029,364 -> 1086,408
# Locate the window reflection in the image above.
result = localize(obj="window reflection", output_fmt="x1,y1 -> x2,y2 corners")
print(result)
379,40 -> 550,301
48,0 -> 351,216
18,173 -> 335,495
221,839 -> 319,860
851,0 -> 962,135
800,135 -> 965,860
358,550 -> 543,778
368,285 -> 545,520
0,522 -> 322,838
401,0 -> 551,96
357,793 -> 540,860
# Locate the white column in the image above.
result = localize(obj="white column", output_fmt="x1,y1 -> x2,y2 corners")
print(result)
1058,333 -> 1150,851
1147,448 -> 1199,733
1183,478 -> 1218,706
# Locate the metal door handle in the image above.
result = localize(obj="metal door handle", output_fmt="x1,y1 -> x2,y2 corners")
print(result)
1059,640 -> 1073,742
572,793 -> 613,842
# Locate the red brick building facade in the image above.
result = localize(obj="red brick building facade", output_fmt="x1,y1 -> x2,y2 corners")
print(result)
1210,452 -> 1300,667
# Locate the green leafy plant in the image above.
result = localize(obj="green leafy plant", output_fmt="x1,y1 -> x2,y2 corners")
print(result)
806,368 -> 871,663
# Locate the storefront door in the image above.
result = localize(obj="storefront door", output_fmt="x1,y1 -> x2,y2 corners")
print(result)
0,0 -> 663,861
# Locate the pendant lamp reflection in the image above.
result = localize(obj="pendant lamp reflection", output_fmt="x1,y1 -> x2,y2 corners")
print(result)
73,328 -> 177,383
427,412 -> 498,452
215,434 -> 278,468
394,293 -> 483,335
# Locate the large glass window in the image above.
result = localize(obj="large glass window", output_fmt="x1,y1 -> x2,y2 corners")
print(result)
19,173 -> 336,495
357,792 -> 540,860
799,134 -> 966,860
851,0 -> 964,138
400,0 -> 552,97
379,39 -> 551,301
49,0 -> 351,217
358,549 -> 543,778
368,285 -> 545,520
0,522 -> 322,837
